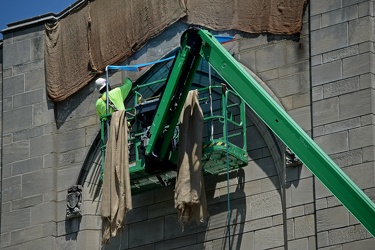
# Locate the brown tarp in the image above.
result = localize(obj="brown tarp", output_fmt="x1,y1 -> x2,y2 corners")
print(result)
45,0 -> 307,102
101,110 -> 132,244
175,90 -> 208,227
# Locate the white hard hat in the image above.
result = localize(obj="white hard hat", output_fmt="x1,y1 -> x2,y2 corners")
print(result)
95,78 -> 106,92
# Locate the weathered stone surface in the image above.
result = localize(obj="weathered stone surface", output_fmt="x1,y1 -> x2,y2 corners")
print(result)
3,107 -> 32,134
311,23 -> 348,55
314,131 -> 349,155
128,218 -> 164,248
339,89 -> 372,120
11,225 -> 43,245
322,5 -> 358,28
254,225 -> 284,250
2,209 -> 31,233
3,39 -> 31,68
249,190 -> 282,220
311,0 -> 342,16
312,98 -> 340,126
295,214 -> 315,238
317,206 -> 349,232
312,60 -> 342,86
323,77 -> 359,98
348,125 -> 375,150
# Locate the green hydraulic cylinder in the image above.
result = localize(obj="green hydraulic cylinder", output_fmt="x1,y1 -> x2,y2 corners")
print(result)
196,29 -> 375,237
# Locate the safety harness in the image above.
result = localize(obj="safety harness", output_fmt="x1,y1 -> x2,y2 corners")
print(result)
100,96 -> 119,112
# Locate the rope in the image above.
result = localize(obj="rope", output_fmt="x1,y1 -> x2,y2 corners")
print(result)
209,64 -> 214,141
223,88 -> 232,249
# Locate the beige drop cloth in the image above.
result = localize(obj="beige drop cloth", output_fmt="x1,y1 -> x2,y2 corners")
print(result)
101,110 -> 132,244
45,0 -> 307,102
175,90 -> 208,227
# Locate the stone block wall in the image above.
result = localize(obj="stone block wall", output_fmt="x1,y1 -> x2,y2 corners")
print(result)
1,2 -> 374,249
0,25 -> 59,249
310,0 -> 375,248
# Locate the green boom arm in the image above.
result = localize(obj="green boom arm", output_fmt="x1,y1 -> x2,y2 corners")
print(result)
198,29 -> 375,237
146,27 -> 375,236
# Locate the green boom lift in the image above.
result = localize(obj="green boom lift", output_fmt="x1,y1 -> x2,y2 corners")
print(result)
101,27 -> 375,237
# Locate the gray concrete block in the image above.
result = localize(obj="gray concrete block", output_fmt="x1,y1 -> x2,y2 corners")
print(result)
287,205 -> 305,219
343,0 -> 369,7
0,233 -> 11,249
359,1 -> 374,17
314,131 -> 349,155
311,23 -> 348,55
10,225 -> 43,245
57,129 -> 86,153
30,134 -> 55,157
128,218 -> 164,248
246,157 -> 278,181
285,38 -> 309,65
3,74 -> 25,98
13,89 -> 45,108
342,238 -> 375,250
289,106 -> 312,132
148,199 -> 175,219
311,0 -> 342,16
20,236 -> 56,250
33,102 -> 55,127
316,206 -> 349,232
321,5 -> 358,28
11,24 -> 44,43
12,194 -> 43,210
2,141 -> 29,165
362,146 -> 375,162
249,190 -> 282,220
57,147 -> 87,168
287,218 -> 295,240
31,36 -> 44,61
312,60 -> 342,86
324,117 -> 360,134
56,165 -> 81,191
1,209 -> 31,233
13,126 -> 44,142
76,230 -> 102,250
21,168 -> 55,197
295,215 -> 315,238
3,39 -> 31,68
330,149 -> 362,168
359,41 -> 374,54
291,177 -> 314,206
348,16 -> 374,45
343,53 -> 372,78
323,45 -> 359,63
255,42 -> 286,72
288,238 -> 309,250
254,225 -> 284,250
3,107 -> 33,134
312,97 -> 339,126
25,69 -> 45,91
2,176 -> 21,202
13,59 -> 44,75
339,89 -> 372,120
317,231 -> 329,248
323,77 -> 359,98
343,162 -> 375,189
155,234 -> 197,250
349,125 -> 375,150
268,73 -> 308,98
329,224 -> 368,245
312,86 -> 323,101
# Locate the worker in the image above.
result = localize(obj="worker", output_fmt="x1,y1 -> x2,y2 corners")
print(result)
95,77 -> 132,118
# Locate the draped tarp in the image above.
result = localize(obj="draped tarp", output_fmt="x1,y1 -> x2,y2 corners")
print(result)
45,0 -> 307,102
101,110 -> 132,244
175,90 -> 208,227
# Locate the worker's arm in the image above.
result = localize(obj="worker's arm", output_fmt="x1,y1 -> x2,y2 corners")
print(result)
119,78 -> 132,101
